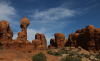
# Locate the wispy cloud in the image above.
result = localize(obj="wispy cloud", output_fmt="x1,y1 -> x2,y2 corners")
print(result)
28,7 -> 79,30
83,4 -> 98,10
0,0 -> 20,30
29,7 -> 77,20
27,7 -> 79,46
87,0 -> 96,4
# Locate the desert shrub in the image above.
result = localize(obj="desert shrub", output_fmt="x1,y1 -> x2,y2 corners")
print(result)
84,54 -> 91,58
80,53 -> 84,55
77,54 -> 83,58
95,53 -> 100,59
47,50 -> 62,56
91,59 -> 98,61
69,48 -> 73,51
61,51 -> 68,54
59,56 -> 82,61
61,47 -> 66,51
0,45 -> 3,50
69,52 -> 75,56
53,51 -> 61,56
47,50 -> 54,55
32,52 -> 47,61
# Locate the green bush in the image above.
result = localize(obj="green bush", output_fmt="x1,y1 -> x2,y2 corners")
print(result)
69,48 -> 73,51
60,56 -> 82,61
77,54 -> 83,58
47,50 -> 68,56
53,51 -> 61,56
0,45 -> 3,50
32,52 -> 47,61
95,53 -> 100,59
69,52 -> 75,56
80,53 -> 84,55
61,51 -> 68,54
84,54 -> 91,58
61,47 -> 66,51
47,50 -> 54,55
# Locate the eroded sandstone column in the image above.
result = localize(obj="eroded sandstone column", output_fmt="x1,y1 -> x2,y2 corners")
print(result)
32,33 -> 47,49
14,17 -> 30,42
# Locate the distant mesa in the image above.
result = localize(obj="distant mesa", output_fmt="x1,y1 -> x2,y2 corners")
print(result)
0,17 -> 100,53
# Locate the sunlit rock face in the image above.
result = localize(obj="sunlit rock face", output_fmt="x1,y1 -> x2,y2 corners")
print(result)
48,33 -> 67,48
32,33 -> 47,49
66,25 -> 100,52
0,17 -> 35,52
0,20 -> 13,47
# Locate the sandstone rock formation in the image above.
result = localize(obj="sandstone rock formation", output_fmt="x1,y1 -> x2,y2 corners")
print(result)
32,33 -> 47,49
0,17 -> 48,52
66,25 -> 100,52
5,17 -> 35,52
48,38 -> 55,48
1,17 -> 100,53
48,33 -> 67,48
14,17 -> 30,42
54,33 -> 65,47
0,20 -> 13,48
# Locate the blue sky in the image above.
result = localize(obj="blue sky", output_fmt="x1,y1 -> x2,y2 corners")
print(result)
0,0 -> 100,47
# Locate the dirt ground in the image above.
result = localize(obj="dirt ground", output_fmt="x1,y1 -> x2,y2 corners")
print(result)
0,47 -> 100,61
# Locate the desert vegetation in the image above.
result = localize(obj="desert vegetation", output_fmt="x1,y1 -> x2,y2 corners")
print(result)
0,45 -> 3,50
46,47 -> 100,61
32,52 -> 47,61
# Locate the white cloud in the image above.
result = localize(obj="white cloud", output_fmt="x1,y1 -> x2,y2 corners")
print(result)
0,0 -> 19,31
27,7 -> 79,46
28,7 -> 79,31
0,1 -> 18,21
83,4 -> 98,10
83,8 -> 90,10
87,0 -> 96,4
29,7 -> 76,20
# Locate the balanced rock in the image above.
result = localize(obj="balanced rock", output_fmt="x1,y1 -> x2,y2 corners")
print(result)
14,17 -> 30,42
6,17 -> 35,52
